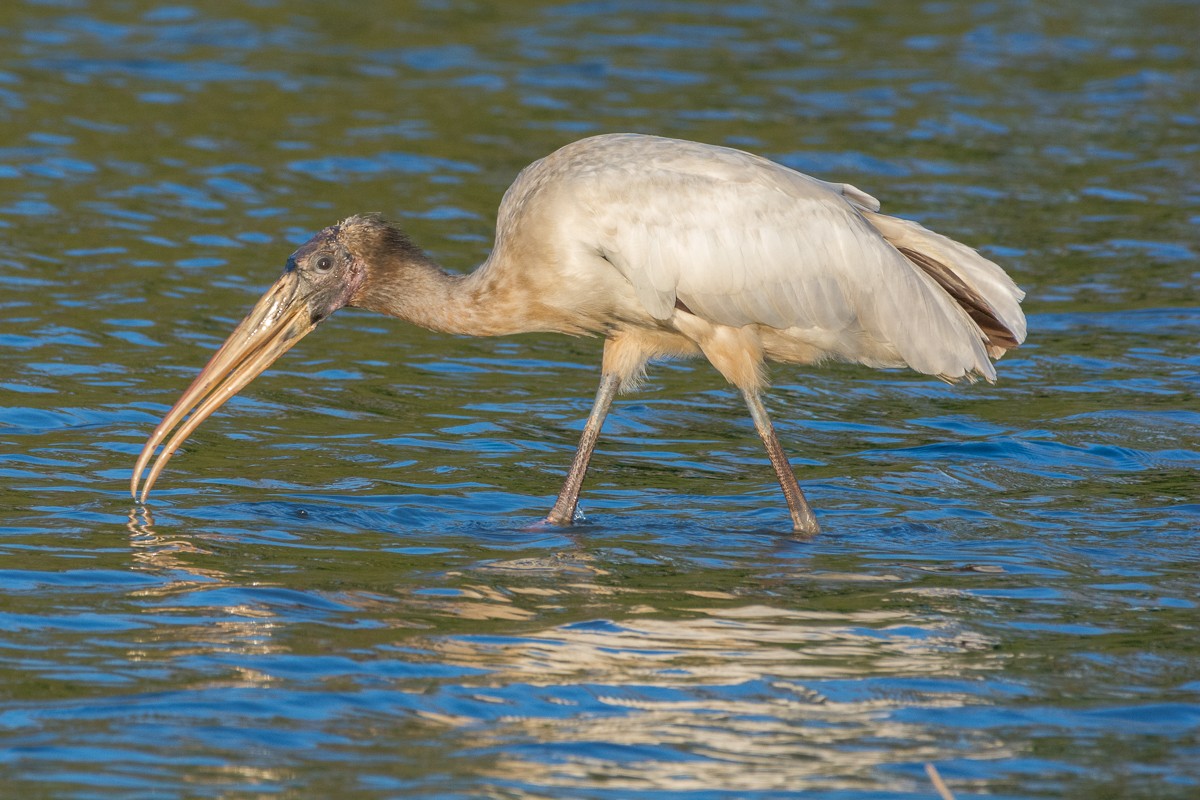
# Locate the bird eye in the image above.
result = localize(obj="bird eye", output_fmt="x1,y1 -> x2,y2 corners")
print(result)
315,256 -> 333,272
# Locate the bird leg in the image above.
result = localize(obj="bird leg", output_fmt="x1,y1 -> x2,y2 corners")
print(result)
545,371 -> 621,526
741,388 -> 820,536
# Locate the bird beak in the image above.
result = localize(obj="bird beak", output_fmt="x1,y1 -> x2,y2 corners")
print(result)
131,269 -> 322,503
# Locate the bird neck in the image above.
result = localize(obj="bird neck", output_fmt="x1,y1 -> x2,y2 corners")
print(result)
354,255 -> 544,337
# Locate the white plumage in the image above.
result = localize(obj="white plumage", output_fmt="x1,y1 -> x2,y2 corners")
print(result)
488,134 -> 1024,388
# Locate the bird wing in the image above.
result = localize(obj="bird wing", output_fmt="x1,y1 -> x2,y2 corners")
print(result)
558,137 -> 996,379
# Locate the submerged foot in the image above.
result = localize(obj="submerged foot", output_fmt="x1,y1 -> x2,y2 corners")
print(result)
791,508 -> 820,539
541,498 -> 588,527
542,507 -> 584,527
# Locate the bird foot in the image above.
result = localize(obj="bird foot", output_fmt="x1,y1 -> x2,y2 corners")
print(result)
542,504 -> 585,527
521,514 -> 578,533
790,511 -> 820,539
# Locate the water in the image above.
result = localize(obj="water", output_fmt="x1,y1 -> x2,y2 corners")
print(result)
2,1 -> 1198,797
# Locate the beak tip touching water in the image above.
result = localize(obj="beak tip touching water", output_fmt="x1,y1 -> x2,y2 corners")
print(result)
130,271 -> 319,505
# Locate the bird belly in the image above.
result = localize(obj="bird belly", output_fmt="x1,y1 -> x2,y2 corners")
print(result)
758,324 -> 908,371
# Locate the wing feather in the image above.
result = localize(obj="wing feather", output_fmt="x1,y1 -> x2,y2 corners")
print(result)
513,134 -> 1018,381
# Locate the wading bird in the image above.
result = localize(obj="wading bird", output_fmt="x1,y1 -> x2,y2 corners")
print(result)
131,133 -> 1026,534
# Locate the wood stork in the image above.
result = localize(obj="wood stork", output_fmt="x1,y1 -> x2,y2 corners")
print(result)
131,133 -> 1026,535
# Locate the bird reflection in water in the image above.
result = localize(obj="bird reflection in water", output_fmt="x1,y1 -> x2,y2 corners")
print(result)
417,591 -> 1007,796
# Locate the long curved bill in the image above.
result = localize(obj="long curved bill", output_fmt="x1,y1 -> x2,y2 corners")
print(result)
131,271 -> 319,503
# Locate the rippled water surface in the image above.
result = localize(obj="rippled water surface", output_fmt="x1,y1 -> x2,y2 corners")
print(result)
2,1 -> 1198,797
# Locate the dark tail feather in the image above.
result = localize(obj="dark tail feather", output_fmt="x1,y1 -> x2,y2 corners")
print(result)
861,209 -> 1026,361
896,246 -> 1022,354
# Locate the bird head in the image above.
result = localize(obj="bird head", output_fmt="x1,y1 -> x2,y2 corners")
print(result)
129,213 -> 421,503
